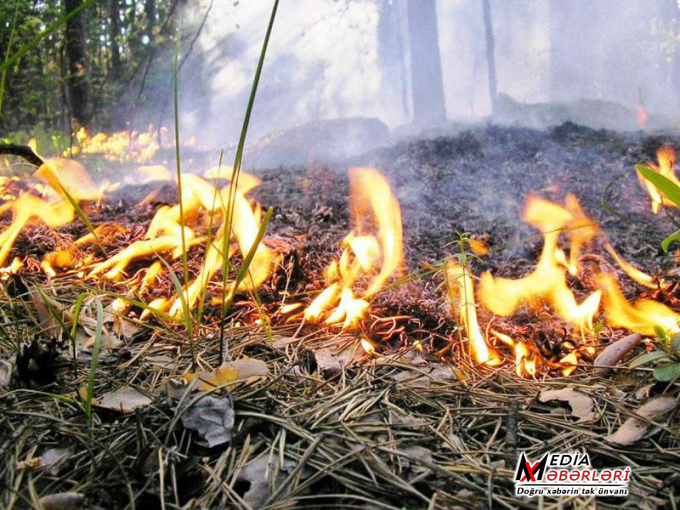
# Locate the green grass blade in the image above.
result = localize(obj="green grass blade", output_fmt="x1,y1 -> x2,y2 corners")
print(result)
222,207 -> 273,311
85,299 -> 104,430
157,256 -> 196,370
662,229 -> 680,253
218,0 -> 279,361
70,292 -> 88,377
173,35 -> 189,290
0,4 -> 19,121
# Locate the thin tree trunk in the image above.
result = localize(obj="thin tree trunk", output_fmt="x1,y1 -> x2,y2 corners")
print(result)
406,0 -> 446,127
109,0 -> 121,83
145,0 -> 156,40
482,0 -> 498,116
64,0 -> 93,127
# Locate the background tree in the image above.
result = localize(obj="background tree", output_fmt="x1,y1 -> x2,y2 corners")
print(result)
406,0 -> 446,127
64,0 -> 93,127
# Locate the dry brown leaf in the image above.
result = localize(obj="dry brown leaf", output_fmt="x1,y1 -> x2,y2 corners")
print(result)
314,346 -> 362,375
184,358 -> 268,392
607,397 -> 678,445
97,386 -> 152,413
594,333 -> 642,376
30,290 -> 61,338
538,387 -> 595,422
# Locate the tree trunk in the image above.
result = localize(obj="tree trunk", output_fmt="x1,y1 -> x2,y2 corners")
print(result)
144,0 -> 156,41
64,0 -> 93,127
378,0 -> 409,122
109,0 -> 121,83
482,0 -> 498,116
406,0 -> 446,127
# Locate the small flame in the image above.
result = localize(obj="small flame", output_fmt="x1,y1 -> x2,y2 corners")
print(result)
637,106 -> 649,130
447,261 -> 501,366
492,330 -> 536,377
597,274 -> 680,336
637,144 -> 679,214
361,338 -> 376,355
304,168 -> 403,329
605,242 -> 668,289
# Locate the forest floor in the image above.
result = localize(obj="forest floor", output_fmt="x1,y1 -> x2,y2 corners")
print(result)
1,123 -> 679,509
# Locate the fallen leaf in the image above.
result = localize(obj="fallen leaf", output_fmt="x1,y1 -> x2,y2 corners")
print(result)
314,345 -> 361,375
31,290 -> 61,338
594,333 -> 642,376
400,445 -> 434,475
0,360 -> 11,388
184,358 -> 268,391
538,387 -> 595,422
181,395 -> 235,447
38,492 -> 85,510
237,455 -> 298,507
97,386 -> 152,413
607,397 -> 678,445
16,446 -> 73,472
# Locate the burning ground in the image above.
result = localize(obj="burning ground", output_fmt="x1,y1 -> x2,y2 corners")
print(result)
1,123 -> 680,509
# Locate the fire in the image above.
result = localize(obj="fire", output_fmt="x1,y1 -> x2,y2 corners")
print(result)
478,195 -> 601,331
169,173 -> 274,315
597,274 -> 679,336
83,171 -> 273,315
303,168 -> 403,329
446,261 -> 500,366
637,144 -> 679,214
0,158 -> 102,267
493,330 -> 536,377
64,126 -> 161,163
637,106 -> 649,130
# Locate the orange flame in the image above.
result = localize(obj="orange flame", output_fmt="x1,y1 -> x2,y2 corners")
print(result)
64,126 -> 161,163
479,195 -> 601,331
597,274 -> 679,336
637,107 -> 649,130
447,261 -> 500,366
492,330 -> 536,377
304,168 -> 403,329
637,144 -> 679,214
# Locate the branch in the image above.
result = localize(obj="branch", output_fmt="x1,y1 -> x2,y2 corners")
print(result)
0,144 -> 45,167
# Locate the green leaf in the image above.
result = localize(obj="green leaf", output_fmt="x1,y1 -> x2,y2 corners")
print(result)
653,362 -> 680,382
654,325 -> 668,341
637,164 -> 680,209
630,350 -> 669,368
661,229 -> 680,253
85,299 -> 104,430
672,334 -> 680,355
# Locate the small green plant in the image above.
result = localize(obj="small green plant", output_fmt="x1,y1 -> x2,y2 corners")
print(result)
630,327 -> 680,382
84,299 -> 104,430
637,164 -> 680,251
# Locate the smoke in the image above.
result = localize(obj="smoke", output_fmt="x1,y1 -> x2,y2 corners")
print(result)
172,0 -> 680,157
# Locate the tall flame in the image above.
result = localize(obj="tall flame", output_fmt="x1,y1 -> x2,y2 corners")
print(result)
446,261 -> 500,366
478,195 -> 601,331
303,168 -> 403,329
